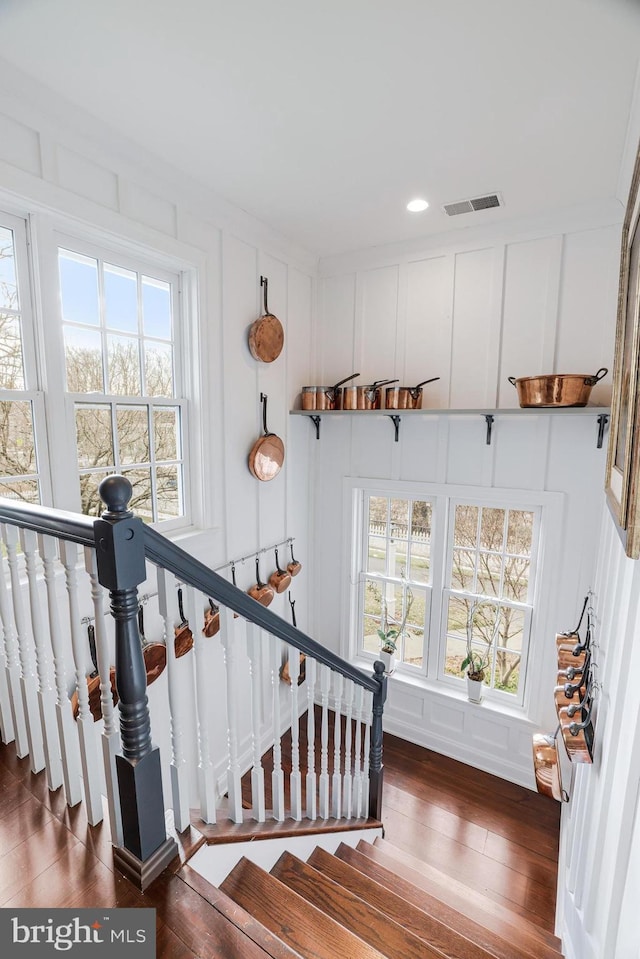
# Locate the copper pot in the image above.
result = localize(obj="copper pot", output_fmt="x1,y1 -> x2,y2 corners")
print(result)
508,368 -> 607,407
203,599 -> 220,638
343,379 -> 398,410
174,586 -> 194,657
287,541 -> 302,577
248,276 -> 284,363
269,547 -> 291,594
248,556 -> 274,607
385,377 -> 440,410
301,373 -> 359,411
532,733 -> 563,802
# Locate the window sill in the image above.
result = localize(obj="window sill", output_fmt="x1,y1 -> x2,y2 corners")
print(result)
353,656 -> 537,727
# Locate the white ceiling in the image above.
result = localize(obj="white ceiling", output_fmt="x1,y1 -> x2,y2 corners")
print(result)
1,0 -> 640,257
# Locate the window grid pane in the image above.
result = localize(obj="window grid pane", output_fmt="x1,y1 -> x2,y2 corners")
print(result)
60,241 -> 184,524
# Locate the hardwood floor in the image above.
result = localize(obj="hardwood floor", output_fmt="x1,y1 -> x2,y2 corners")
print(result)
0,728 -> 560,957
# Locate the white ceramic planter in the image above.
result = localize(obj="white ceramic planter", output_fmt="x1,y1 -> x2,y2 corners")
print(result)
466,675 -> 484,703
380,649 -> 396,674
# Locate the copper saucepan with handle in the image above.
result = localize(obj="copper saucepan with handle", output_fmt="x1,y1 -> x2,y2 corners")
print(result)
248,556 -> 275,607
508,368 -> 608,407
174,585 -> 194,657
343,379 -> 399,410
385,377 -> 441,410
301,373 -> 360,411
71,623 -> 118,722
269,547 -> 291,594
248,393 -> 285,481
287,541 -> 302,577
248,276 -> 284,363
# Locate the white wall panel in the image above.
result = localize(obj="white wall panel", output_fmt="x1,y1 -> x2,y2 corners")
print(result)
492,415 -> 549,490
498,236 -> 562,407
556,226 -> 620,406
445,417 -> 492,486
450,247 -> 499,408
56,146 -> 119,209
398,415 -> 442,483
319,272 -> 356,382
119,179 -> 178,236
404,256 -> 453,408
0,112 -> 41,176
357,265 -> 399,383
351,416 -> 394,479
287,268 -> 313,408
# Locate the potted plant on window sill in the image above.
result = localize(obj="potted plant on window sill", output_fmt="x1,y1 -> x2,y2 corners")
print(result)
461,600 -> 498,704
377,583 -> 414,675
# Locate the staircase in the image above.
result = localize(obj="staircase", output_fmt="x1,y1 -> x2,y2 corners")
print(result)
170,832 -> 563,959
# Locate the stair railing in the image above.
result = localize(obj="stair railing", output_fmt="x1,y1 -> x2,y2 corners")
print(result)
0,475 -> 387,891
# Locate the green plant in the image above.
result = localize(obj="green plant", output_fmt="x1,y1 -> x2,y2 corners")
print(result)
377,580 -> 414,654
461,600 -> 499,681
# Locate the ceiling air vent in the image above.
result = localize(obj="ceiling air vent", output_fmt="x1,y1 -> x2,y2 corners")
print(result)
443,193 -> 502,216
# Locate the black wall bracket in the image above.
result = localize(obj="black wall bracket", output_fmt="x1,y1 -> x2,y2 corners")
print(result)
310,415 -> 321,440
387,414 -> 401,442
484,414 -> 495,445
596,413 -> 609,450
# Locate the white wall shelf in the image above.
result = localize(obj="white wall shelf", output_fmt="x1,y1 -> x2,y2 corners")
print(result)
290,406 -> 611,447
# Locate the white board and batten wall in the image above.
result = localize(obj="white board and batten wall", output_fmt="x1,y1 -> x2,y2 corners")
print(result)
313,218 -> 621,788
0,63 -> 316,800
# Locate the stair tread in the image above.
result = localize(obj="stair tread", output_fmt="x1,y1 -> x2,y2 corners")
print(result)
307,845 -> 520,959
220,855 -> 388,959
271,851 -> 446,959
373,836 -> 561,949
341,843 -> 562,959
179,865 -> 302,958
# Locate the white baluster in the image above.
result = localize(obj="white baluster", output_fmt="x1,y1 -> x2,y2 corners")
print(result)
84,547 -> 123,844
343,680 -> 354,820
157,568 -> 190,833
246,621 -> 265,822
219,604 -> 243,824
331,672 -> 343,819
20,528 -> 63,791
38,534 -> 82,807
288,646 -> 302,821
187,585 -> 217,823
1,523 -> 45,773
270,634 -> 285,821
305,656 -> 317,820
0,544 -> 21,750
59,540 -> 103,825
353,684 -> 364,818
319,664 -> 331,819
362,689 -> 372,818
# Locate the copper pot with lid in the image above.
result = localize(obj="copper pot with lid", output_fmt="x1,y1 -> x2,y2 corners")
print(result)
385,377 -> 440,410
508,368 -> 608,408
343,379 -> 399,410
300,373 -> 359,411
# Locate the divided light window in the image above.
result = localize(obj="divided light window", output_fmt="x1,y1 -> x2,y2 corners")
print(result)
442,503 -> 537,699
353,486 -> 541,705
0,214 -> 46,504
59,247 -> 185,523
360,495 -> 432,669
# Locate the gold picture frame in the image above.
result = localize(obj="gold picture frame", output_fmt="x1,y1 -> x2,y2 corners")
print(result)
606,136 -> 640,558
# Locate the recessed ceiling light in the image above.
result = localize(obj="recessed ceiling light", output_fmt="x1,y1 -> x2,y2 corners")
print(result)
407,198 -> 429,213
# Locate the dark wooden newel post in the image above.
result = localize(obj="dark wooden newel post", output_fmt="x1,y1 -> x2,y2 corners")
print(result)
94,475 -> 177,889
368,660 -> 387,820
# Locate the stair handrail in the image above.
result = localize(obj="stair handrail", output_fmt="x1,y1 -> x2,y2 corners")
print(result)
143,526 -> 378,693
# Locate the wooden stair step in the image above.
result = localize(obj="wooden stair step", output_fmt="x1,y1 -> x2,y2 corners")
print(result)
307,845 -> 515,959
371,837 -> 561,950
178,864 -> 302,959
271,850 -> 445,959
337,843 -> 561,959
142,870 -> 285,959
220,855 -> 387,959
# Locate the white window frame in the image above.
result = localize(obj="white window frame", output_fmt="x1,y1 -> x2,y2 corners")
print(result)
344,477 -> 564,717
0,205 -> 200,534
0,210 -> 53,505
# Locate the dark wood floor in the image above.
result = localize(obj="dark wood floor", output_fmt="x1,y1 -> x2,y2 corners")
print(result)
0,728 -> 559,956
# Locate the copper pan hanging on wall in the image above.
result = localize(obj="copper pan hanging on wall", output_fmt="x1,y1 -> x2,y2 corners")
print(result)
248,276 -> 284,362
248,393 -> 285,481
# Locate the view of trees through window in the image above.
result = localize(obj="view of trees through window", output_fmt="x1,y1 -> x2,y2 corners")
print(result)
444,504 -> 536,695
0,223 -> 41,504
60,248 -> 184,523
355,488 -> 538,701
